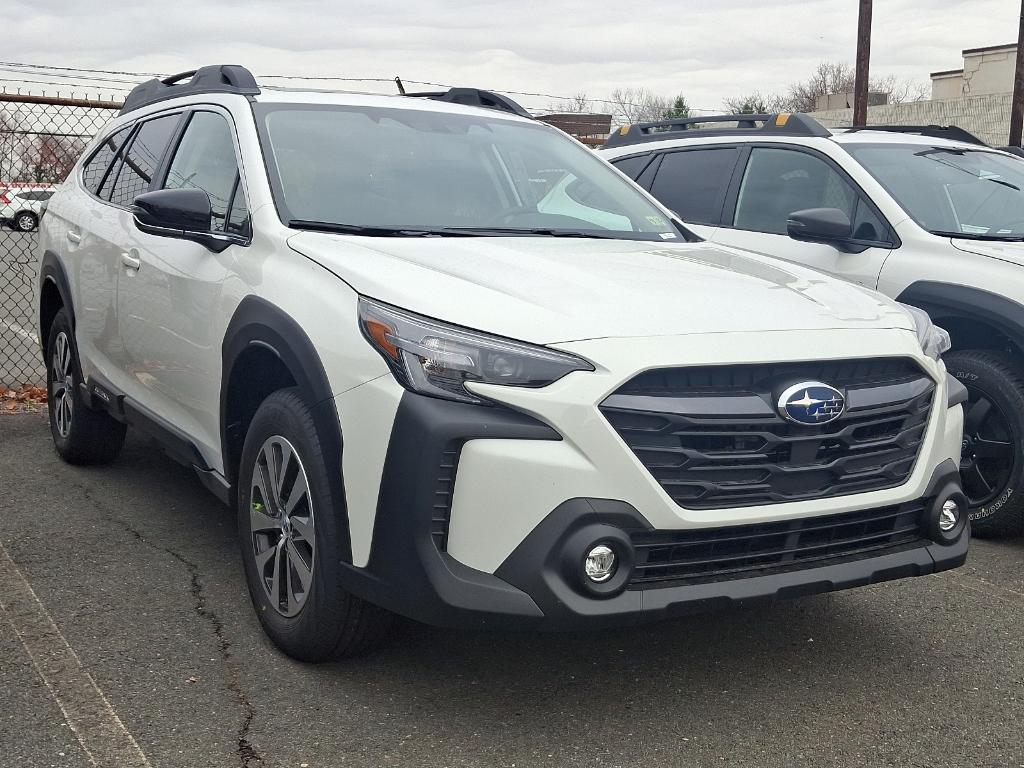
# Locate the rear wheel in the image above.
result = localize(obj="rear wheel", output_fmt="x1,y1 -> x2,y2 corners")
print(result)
46,309 -> 126,465
237,388 -> 395,661
945,349 -> 1024,537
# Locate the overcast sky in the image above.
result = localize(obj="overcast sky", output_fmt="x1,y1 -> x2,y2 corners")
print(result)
2,0 -> 1018,113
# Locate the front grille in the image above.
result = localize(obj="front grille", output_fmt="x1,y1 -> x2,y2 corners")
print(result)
430,442 -> 462,550
601,358 -> 934,509
630,500 -> 928,587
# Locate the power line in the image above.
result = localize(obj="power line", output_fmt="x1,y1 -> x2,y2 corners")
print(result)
0,60 -> 723,114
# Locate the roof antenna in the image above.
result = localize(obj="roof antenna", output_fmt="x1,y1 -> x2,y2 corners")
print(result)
394,76 -> 405,95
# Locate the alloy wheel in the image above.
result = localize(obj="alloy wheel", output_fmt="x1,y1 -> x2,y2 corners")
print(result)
16,213 -> 35,231
50,331 -> 74,438
960,388 -> 1015,507
250,435 -> 315,617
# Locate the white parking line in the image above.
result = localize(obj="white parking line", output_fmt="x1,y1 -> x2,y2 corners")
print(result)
0,542 -> 152,768
0,318 -> 38,343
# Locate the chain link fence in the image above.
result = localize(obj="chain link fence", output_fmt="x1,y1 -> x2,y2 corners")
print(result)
1,93 -> 121,388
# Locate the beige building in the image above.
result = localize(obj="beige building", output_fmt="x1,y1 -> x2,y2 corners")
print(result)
931,43 -> 1017,100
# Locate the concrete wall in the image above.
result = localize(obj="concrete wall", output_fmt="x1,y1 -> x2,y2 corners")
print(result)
811,92 -> 1013,146
962,46 -> 1016,96
931,72 -> 963,101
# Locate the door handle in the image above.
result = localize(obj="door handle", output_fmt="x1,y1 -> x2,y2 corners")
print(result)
66,231 -> 81,244
121,252 -> 141,270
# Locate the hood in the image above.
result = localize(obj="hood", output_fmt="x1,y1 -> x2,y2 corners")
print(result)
951,238 -> 1024,268
288,233 -> 915,344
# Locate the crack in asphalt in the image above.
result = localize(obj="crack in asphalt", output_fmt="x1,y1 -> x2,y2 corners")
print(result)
73,482 -> 263,767
109,516 -> 262,767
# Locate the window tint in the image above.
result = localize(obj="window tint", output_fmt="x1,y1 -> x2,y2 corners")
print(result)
650,148 -> 741,224
733,147 -> 860,235
611,154 -> 651,180
108,114 -> 179,207
163,111 -> 245,233
81,126 -> 132,195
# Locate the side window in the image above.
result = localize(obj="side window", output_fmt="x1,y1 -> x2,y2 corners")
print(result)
851,197 -> 888,242
610,154 -> 651,180
81,126 -> 132,196
108,114 -> 179,207
733,147 -> 860,235
163,111 -> 247,234
650,148 -> 741,225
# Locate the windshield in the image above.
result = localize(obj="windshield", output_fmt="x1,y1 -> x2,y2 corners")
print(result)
845,142 -> 1024,240
255,103 -> 683,240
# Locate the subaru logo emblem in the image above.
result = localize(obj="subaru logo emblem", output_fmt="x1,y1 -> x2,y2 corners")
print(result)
777,381 -> 846,425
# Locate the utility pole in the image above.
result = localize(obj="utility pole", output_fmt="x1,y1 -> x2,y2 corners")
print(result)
853,0 -> 873,126
1010,0 -> 1024,146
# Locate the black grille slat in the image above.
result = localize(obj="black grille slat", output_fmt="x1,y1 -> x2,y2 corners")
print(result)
602,359 -> 934,509
430,444 -> 462,550
630,502 -> 927,587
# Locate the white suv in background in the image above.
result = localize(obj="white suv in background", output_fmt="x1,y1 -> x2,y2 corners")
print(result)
601,115 -> 1024,536
38,68 -> 967,661
2,186 -> 54,231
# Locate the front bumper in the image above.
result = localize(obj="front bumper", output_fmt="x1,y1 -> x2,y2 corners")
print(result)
337,392 -> 968,631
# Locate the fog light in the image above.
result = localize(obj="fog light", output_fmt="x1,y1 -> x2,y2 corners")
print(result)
584,544 -> 616,583
939,499 -> 961,532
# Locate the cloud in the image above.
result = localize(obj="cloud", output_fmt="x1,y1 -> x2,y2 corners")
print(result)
2,0 -> 1017,113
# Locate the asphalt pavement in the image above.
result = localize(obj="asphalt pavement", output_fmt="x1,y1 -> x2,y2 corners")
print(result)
2,411 -> 1023,768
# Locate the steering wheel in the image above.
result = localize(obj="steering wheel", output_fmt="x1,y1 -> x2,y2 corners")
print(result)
479,206 -> 535,227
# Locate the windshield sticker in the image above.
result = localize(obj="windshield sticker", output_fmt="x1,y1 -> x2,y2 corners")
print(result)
659,232 -> 677,239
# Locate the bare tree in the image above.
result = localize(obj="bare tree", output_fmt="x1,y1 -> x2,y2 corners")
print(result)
872,73 -> 929,104
723,91 -> 789,114
549,91 -> 593,113
17,134 -> 85,184
608,87 -> 671,124
786,61 -> 857,112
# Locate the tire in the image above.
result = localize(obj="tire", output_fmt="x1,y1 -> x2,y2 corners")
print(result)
945,349 -> 1024,537
46,308 -> 127,465
15,211 -> 37,231
237,388 -> 395,661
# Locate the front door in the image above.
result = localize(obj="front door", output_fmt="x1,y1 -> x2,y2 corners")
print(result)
116,108 -> 251,466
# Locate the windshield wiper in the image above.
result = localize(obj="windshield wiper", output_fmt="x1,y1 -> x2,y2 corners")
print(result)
288,220 -> 477,237
932,230 -> 1024,242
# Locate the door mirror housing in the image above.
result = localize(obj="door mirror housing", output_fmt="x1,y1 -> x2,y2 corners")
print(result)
132,189 -> 237,252
787,207 -> 852,242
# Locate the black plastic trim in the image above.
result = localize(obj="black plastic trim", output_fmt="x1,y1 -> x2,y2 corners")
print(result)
81,373 -> 231,504
38,251 -> 75,360
404,88 -> 532,118
120,65 -> 260,115
947,372 -> 969,407
221,296 -> 351,558
603,113 -> 831,149
841,124 -> 987,147
333,391 -> 560,629
897,281 -> 1024,354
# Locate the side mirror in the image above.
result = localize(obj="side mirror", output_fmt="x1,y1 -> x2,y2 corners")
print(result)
133,188 -> 234,252
786,207 -> 853,246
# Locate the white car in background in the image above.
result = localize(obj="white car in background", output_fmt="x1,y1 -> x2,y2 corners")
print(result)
2,186 -> 55,231
601,114 -> 1024,537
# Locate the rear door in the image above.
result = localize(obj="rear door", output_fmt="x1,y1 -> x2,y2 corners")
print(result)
709,145 -> 895,288
642,146 -> 743,240
75,113 -> 181,391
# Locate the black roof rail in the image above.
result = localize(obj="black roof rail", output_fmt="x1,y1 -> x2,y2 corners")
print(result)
120,65 -> 260,115
839,124 -> 988,146
602,112 -> 830,149
403,88 -> 532,118
1000,146 -> 1024,158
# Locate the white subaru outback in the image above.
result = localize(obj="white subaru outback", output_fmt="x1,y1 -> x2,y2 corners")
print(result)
600,114 -> 1024,537
38,67 -> 968,661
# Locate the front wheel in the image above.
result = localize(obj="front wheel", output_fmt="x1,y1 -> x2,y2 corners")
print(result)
237,388 -> 395,661
945,349 -> 1024,537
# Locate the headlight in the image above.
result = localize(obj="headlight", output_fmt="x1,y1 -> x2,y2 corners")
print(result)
900,304 -> 951,360
358,297 -> 594,405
